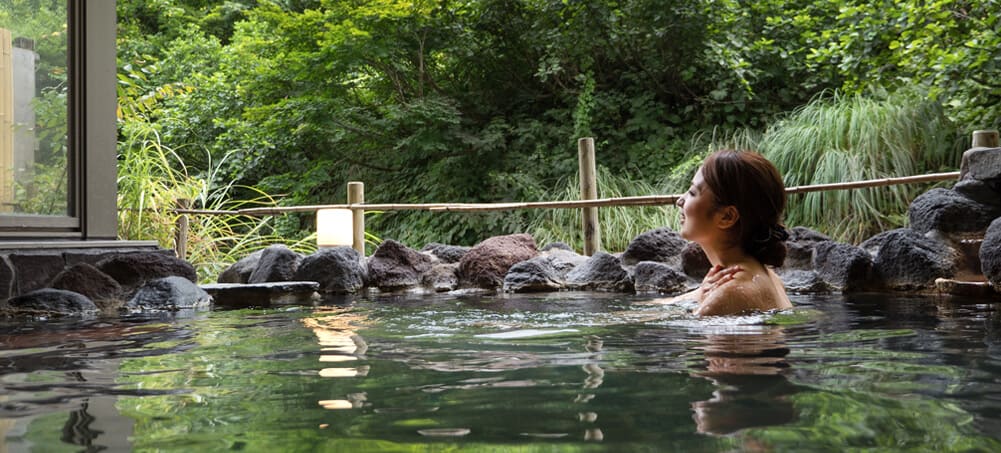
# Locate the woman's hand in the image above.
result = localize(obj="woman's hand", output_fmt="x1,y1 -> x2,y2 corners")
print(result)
698,264 -> 742,297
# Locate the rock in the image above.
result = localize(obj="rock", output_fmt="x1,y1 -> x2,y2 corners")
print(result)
565,252 -> 633,292
128,276 -> 212,311
503,257 -> 564,293
812,242 -> 873,292
681,242 -> 711,279
982,218 -> 1001,291
96,253 -> 197,295
293,247 -> 367,294
201,281 -> 319,308
862,228 -> 959,291
953,179 -> 1001,208
1,289 -> 99,317
8,252 -> 64,295
621,228 -> 687,267
420,243 -> 471,264
368,240 -> 434,290
776,269 -> 830,293
458,234 -> 538,288
908,188 -> 1000,235
423,263 -> 460,292
633,261 -> 692,295
784,227 -> 832,270
959,146 -> 1001,181
248,245 -> 303,283
0,256 -> 12,300
218,249 -> 264,283
540,242 -> 575,253
541,248 -> 589,278
49,263 -> 124,311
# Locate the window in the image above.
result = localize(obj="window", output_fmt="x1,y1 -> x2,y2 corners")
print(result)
0,1 -> 116,239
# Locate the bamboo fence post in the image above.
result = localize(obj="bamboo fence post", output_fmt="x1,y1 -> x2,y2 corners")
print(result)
972,130 -> 999,148
348,181 -> 365,255
174,198 -> 191,260
578,137 -> 601,256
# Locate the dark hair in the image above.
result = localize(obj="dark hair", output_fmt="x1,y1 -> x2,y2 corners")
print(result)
700,149 -> 788,267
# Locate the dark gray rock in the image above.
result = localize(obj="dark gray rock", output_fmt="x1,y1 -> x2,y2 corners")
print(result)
566,252 -> 633,292
368,240 -> 434,290
1,289 -> 99,317
908,188 -> 1000,235
128,276 -> 212,311
0,256 -> 13,301
503,257 -> 564,293
862,228 -> 959,291
960,146 -> 1001,181
633,261 -> 692,295
784,227 -> 832,270
982,218 -> 1001,291
812,242 -> 873,292
540,242 -> 575,253
9,252 -> 64,295
293,246 -> 367,294
458,234 -> 538,288
64,248 -> 173,267
777,269 -> 830,293
50,263 -> 123,311
541,249 -> 588,278
681,242 -> 711,279
953,179 -> 1001,208
96,253 -> 197,294
423,263 -> 459,292
420,243 -> 471,264
621,228 -> 687,267
201,281 -> 319,308
218,249 -> 264,283
248,245 -> 303,283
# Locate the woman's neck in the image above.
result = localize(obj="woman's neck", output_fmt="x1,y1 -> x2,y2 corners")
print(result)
702,240 -> 750,268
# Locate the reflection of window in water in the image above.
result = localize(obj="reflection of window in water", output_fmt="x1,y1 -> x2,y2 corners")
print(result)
304,312 -> 370,410
0,2 -> 69,216
690,329 -> 800,436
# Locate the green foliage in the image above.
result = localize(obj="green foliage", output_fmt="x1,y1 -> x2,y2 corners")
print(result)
758,91 -> 963,243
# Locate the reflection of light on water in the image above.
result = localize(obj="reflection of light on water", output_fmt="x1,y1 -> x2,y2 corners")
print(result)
319,393 -> 367,410
318,400 -> 353,410
318,366 -> 369,378
319,355 -> 357,362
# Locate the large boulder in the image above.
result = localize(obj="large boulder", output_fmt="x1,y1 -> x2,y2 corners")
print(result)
861,228 -> 959,291
248,245 -> 303,283
982,218 -> 1001,292
959,146 -> 1001,181
503,256 -> 564,293
953,179 -> 1001,208
681,242 -> 711,279
812,241 -> 873,292
458,234 -> 538,288
293,247 -> 367,294
96,253 -> 197,295
423,262 -> 460,292
908,188 -> 1000,235
368,240 -> 434,290
1,289 -> 99,317
128,276 -> 212,311
49,263 -> 124,312
775,269 -> 830,293
565,252 -> 633,292
633,261 -> 691,295
783,227 -> 832,270
420,243 -> 471,264
218,249 -> 264,283
621,228 -> 687,267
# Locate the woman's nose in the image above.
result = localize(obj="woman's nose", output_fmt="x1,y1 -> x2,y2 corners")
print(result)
675,196 -> 684,208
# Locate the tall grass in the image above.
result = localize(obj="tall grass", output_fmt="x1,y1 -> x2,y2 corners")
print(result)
758,91 -> 963,243
117,127 -> 317,282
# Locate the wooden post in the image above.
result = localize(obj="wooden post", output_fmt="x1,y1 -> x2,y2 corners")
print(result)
578,138 -> 600,256
347,181 -> 365,255
972,130 -> 999,148
174,198 -> 191,260
0,29 -> 13,212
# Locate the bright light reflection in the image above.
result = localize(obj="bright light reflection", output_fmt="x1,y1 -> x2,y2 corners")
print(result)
319,355 -> 357,362
319,366 -> 369,378
318,400 -> 353,410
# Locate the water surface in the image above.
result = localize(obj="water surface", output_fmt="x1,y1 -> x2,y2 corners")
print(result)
2,292 -> 1000,451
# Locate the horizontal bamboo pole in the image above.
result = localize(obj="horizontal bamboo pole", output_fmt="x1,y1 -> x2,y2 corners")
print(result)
169,171 -> 958,217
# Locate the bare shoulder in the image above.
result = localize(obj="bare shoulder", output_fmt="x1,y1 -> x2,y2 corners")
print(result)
694,269 -> 789,316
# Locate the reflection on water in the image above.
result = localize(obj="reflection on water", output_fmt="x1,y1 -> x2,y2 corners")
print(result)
0,294 -> 1000,451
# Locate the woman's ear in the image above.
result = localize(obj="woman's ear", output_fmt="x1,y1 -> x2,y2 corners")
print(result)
715,205 -> 740,229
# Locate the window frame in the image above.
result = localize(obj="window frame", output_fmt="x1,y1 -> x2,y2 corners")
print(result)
0,0 -> 117,239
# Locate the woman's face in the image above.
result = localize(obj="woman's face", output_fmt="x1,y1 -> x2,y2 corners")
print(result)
676,167 -> 719,242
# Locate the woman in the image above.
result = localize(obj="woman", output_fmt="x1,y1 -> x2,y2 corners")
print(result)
663,149 -> 792,316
